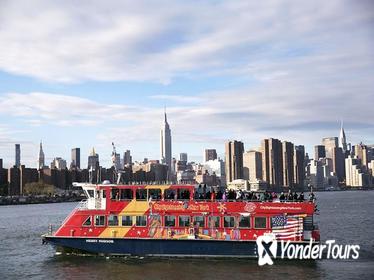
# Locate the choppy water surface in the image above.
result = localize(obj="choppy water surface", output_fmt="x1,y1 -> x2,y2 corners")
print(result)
0,191 -> 373,280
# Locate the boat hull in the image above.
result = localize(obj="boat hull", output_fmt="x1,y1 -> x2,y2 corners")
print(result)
43,235 -> 317,259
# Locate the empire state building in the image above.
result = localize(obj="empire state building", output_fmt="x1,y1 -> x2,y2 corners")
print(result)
160,111 -> 172,173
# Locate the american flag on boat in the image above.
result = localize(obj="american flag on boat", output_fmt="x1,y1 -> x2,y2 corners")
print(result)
271,215 -> 303,240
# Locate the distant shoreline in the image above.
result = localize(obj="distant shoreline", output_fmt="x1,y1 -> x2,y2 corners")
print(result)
0,195 -> 82,206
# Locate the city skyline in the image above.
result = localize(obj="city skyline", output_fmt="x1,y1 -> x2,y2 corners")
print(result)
0,119 -> 372,169
0,1 -> 373,168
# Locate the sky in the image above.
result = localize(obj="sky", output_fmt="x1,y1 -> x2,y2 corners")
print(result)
0,0 -> 373,168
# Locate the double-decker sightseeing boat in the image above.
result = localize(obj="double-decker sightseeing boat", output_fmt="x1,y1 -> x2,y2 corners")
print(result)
42,183 -> 320,258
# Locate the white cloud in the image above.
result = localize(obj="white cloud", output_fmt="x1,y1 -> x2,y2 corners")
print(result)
0,1 -> 373,84
0,1 -> 373,166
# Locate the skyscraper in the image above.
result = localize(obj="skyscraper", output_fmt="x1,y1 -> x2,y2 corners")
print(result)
243,150 -> 262,181
180,153 -> 188,162
204,149 -> 217,162
123,150 -> 132,166
314,145 -> 326,160
38,141 -> 45,169
294,145 -> 305,188
354,143 -> 368,169
15,144 -> 20,167
322,137 -> 338,159
225,140 -> 244,183
322,136 -> 345,181
88,147 -> 99,170
339,121 -> 347,153
71,148 -> 80,169
261,138 -> 283,187
160,111 -> 172,172
282,141 -> 294,188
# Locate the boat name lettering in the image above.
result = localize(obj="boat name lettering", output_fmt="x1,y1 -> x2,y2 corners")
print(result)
86,239 -> 97,243
85,239 -> 114,243
153,204 -> 210,211
259,206 -> 302,211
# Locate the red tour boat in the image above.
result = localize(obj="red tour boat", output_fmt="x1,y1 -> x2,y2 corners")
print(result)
43,183 -> 320,258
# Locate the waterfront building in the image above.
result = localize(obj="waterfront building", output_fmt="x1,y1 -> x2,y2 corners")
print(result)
15,144 -> 21,167
145,161 -> 168,182
176,169 -> 196,184
322,137 -> 338,159
203,158 -> 225,177
51,157 -> 67,170
160,111 -> 172,174
132,161 -> 168,183
308,160 -> 324,190
354,143 -> 368,170
282,141 -> 294,188
8,165 -> 38,195
123,150 -> 132,166
204,149 -> 217,162
345,155 -> 370,187
203,158 -> 226,186
367,145 -> 374,161
261,138 -> 283,188
294,145 -> 305,188
243,150 -> 262,182
38,141 -> 45,170
180,153 -> 188,162
71,148 -> 80,169
195,170 -> 219,187
88,147 -> 99,170
322,137 -> 345,182
314,145 -> 326,160
225,140 -> 244,184
8,166 -> 21,195
332,147 -> 345,181
0,159 -> 7,194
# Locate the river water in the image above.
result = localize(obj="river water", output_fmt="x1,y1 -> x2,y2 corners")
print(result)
0,191 -> 373,280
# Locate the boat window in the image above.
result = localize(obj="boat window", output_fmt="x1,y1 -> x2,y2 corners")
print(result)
238,215 -> 251,228
82,216 -> 92,226
111,188 -> 120,200
224,216 -> 235,228
121,216 -> 133,226
136,189 -> 147,200
101,190 -> 107,198
208,216 -> 220,228
164,189 -> 176,200
108,215 -> 119,226
120,189 -> 133,200
193,216 -> 205,227
254,217 -> 267,229
164,215 -> 176,227
179,215 -> 190,227
136,216 -> 147,227
178,189 -> 190,200
148,189 -> 162,200
149,214 -> 161,225
87,189 -> 94,198
95,215 -> 106,226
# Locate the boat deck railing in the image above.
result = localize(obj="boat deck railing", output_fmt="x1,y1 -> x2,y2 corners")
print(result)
75,198 -> 106,210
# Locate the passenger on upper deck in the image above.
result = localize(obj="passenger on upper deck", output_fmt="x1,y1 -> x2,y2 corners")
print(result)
298,192 -> 305,201
309,192 -> 315,203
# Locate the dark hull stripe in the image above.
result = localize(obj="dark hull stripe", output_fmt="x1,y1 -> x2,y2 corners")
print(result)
44,236 -> 318,258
